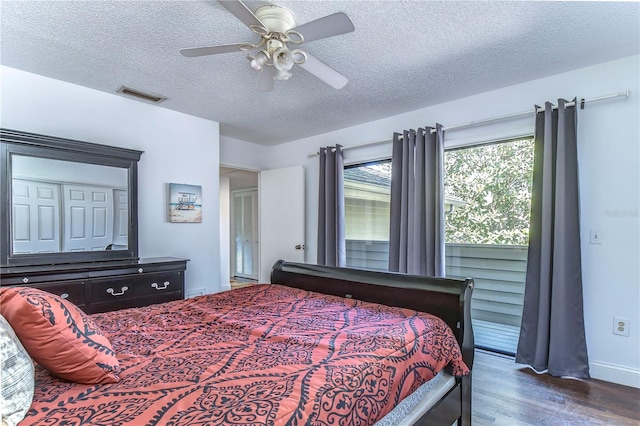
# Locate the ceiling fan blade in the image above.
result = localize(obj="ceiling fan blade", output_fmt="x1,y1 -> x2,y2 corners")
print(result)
218,0 -> 266,30
180,43 -> 245,57
292,12 -> 354,43
298,53 -> 348,89
256,66 -> 276,92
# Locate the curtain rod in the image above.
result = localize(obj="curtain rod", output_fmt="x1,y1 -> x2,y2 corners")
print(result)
309,89 -> 630,155
431,89 -> 631,134
308,138 -> 390,156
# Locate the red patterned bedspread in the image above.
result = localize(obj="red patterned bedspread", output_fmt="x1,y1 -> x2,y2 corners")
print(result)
23,284 -> 469,425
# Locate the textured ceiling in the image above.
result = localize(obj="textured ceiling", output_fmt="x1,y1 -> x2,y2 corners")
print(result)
1,1 -> 638,146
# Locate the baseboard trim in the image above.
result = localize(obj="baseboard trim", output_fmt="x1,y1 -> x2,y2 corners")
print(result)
220,283 -> 232,292
186,287 -> 206,298
590,360 -> 640,388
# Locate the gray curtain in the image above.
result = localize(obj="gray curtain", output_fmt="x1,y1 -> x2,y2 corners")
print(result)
516,99 -> 590,378
388,125 -> 445,276
317,145 -> 346,267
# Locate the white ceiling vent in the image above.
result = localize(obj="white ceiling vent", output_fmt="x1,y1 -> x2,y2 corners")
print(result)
117,86 -> 166,104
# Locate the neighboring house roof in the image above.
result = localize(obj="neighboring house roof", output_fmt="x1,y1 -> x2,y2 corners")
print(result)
344,165 -> 466,208
344,166 -> 390,187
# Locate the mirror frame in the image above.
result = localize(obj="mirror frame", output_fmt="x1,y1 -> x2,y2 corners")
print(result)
1,129 -> 143,267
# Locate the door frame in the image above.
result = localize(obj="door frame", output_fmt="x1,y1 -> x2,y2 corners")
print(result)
219,164 -> 260,291
230,187 -> 259,280
219,164 -> 305,288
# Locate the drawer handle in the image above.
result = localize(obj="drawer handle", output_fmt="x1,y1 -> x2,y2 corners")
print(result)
151,281 -> 170,290
106,286 -> 129,296
138,268 -> 144,273
22,277 -> 29,284
60,293 -> 69,299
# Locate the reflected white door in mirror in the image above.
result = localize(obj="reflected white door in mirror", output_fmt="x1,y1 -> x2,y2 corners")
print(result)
13,179 -> 127,254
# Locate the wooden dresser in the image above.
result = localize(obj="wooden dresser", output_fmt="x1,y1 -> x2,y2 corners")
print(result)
0,257 -> 188,313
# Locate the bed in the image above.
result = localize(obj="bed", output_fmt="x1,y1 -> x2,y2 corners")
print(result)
0,260 -> 474,426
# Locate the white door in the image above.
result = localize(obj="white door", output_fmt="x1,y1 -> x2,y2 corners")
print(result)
259,165 -> 305,283
112,188 -> 128,248
12,179 -> 61,254
62,184 -> 114,252
232,189 -> 259,279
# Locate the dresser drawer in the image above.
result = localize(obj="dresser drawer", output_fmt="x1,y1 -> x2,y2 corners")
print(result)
34,281 -> 86,309
91,271 -> 184,312
1,271 -> 86,286
2,257 -> 188,314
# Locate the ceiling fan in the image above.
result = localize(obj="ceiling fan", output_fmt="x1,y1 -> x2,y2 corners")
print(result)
180,0 -> 355,92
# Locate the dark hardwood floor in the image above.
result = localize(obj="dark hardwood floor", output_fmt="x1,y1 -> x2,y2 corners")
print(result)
472,350 -> 640,425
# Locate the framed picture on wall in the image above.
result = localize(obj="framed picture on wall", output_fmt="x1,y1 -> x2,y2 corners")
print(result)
169,183 -> 202,223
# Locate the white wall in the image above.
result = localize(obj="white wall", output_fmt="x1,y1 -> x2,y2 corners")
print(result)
1,66 -> 222,296
249,55 -> 640,387
220,135 -> 269,170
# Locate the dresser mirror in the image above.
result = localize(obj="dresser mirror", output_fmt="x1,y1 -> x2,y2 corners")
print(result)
1,129 -> 143,267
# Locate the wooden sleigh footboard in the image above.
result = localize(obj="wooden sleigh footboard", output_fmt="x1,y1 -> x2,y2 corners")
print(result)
271,260 -> 474,426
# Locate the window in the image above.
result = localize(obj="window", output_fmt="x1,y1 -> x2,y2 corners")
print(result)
344,161 -> 392,271
344,137 -> 534,355
444,139 -> 534,246
444,138 -> 534,355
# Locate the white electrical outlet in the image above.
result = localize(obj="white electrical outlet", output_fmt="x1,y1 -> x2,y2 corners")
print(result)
613,316 -> 630,337
590,229 -> 602,244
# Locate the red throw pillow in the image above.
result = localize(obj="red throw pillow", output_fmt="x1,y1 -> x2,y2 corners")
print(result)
0,287 -> 119,384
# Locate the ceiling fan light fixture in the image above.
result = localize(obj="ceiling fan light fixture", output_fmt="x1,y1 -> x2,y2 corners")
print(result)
291,49 -> 307,65
180,1 -> 355,91
274,69 -> 293,81
254,5 -> 296,34
250,50 -> 269,70
273,47 -> 294,71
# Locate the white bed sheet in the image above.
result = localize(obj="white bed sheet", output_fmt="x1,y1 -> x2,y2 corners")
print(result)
374,370 -> 456,425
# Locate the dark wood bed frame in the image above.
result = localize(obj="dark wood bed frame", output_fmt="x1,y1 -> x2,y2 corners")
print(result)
271,260 -> 474,426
